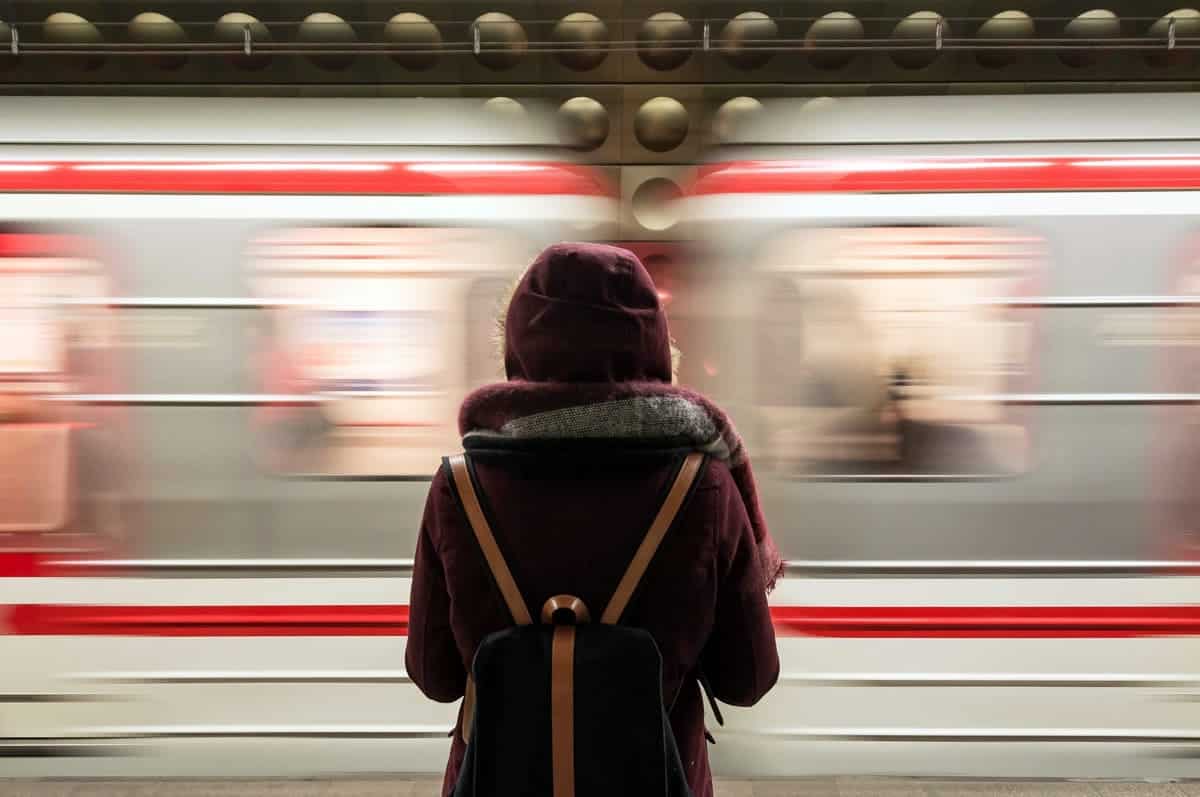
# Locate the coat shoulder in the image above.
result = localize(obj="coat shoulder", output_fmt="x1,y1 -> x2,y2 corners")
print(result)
695,456 -> 737,494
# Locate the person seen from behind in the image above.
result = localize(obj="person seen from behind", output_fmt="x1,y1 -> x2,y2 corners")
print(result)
406,243 -> 782,797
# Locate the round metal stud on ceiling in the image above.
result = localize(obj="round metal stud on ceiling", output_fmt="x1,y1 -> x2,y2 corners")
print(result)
552,12 -> 608,71
800,96 -> 838,114
634,96 -> 690,152
214,12 -> 271,70
557,96 -> 610,151
473,12 -> 527,70
638,12 -> 693,71
805,11 -> 863,70
384,12 -> 441,70
631,177 -> 683,232
891,11 -> 950,69
1147,8 -> 1200,67
128,11 -> 187,70
1061,9 -> 1120,67
297,12 -> 356,70
712,96 -> 763,143
976,10 -> 1034,68
483,96 -> 527,122
720,11 -> 777,69
43,12 -> 105,70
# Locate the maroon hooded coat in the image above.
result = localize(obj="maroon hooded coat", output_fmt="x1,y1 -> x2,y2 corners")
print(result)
406,243 -> 780,797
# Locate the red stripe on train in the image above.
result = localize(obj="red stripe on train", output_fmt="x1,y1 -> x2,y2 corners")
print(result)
5,604 -> 409,636
0,554 -> 42,578
0,162 -> 614,197
0,233 -> 92,258
771,605 -> 1200,638
690,156 -> 1200,196
3,603 -> 1198,637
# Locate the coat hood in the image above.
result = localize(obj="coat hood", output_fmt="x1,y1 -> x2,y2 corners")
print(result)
503,243 -> 673,384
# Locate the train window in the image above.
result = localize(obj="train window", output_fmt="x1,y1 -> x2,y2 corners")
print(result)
752,226 -> 1040,477
0,229 -> 123,547
248,225 -> 526,477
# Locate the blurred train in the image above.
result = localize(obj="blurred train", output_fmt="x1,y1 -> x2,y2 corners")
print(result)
684,92 -> 1200,563
1,94 -> 1198,780
0,96 -> 614,559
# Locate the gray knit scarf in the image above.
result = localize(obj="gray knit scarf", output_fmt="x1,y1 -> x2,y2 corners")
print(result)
459,381 -> 783,591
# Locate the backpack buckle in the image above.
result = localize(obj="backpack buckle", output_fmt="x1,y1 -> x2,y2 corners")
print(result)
541,594 -> 591,625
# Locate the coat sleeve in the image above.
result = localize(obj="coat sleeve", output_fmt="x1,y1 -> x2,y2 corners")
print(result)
697,470 -> 780,707
405,469 -> 468,703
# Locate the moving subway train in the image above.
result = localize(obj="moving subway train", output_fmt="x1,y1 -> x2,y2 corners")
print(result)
1,94 -> 1199,779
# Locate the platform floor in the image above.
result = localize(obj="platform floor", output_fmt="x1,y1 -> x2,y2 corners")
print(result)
1,780 -> 1197,796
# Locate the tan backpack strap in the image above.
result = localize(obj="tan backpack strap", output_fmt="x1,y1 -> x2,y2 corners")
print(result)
550,624 -> 578,797
448,454 -> 533,626
600,452 -> 705,625
460,677 -> 476,745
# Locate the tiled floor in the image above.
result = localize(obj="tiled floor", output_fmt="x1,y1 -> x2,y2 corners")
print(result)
0,780 -> 1197,796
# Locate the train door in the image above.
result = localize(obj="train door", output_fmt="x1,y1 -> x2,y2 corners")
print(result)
249,225 -> 528,478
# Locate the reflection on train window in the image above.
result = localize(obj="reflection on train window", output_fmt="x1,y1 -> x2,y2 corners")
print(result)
249,226 -> 527,477
0,229 -> 124,547
753,226 -> 1039,477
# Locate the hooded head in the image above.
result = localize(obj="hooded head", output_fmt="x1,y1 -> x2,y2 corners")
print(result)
501,243 -> 674,384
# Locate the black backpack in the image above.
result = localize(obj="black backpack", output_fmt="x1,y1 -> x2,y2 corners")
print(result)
446,451 -> 705,797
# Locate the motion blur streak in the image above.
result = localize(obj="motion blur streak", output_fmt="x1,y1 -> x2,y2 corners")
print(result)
691,154 -> 1200,194
0,94 -> 1197,782
0,161 -> 612,195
